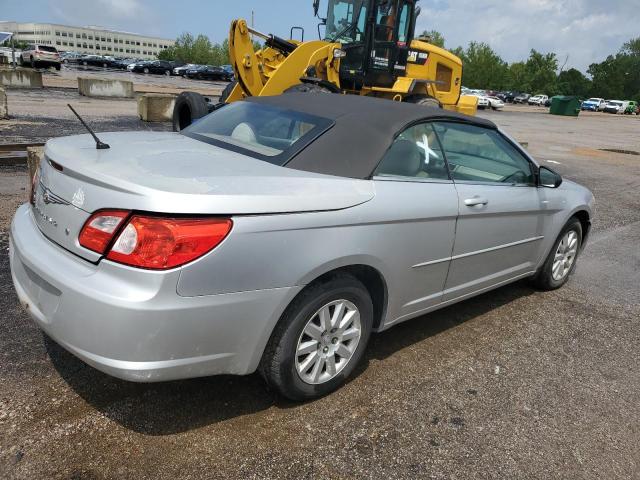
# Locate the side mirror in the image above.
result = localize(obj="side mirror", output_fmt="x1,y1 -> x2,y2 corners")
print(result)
313,0 -> 320,17
538,166 -> 562,188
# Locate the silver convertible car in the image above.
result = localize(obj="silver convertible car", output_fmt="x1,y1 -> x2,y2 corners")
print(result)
10,94 -> 593,400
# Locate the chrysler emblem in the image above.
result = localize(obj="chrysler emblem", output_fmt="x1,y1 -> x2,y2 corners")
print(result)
39,182 -> 70,206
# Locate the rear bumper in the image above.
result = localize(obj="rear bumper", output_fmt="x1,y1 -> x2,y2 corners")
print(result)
10,204 -> 301,382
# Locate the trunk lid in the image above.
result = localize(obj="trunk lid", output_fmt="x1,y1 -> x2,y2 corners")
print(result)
35,131 -> 375,261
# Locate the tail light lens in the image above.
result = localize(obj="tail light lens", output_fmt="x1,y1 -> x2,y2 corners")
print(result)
79,210 -> 130,253
78,212 -> 232,270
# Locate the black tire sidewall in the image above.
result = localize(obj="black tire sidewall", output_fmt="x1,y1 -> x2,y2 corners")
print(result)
219,80 -> 238,103
535,218 -> 582,290
172,91 -> 209,131
283,83 -> 332,94
264,276 -> 373,400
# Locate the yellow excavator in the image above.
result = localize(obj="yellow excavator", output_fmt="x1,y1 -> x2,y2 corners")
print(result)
173,0 -> 477,131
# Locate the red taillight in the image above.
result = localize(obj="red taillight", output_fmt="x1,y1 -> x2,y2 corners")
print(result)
79,210 -> 130,253
106,216 -> 232,269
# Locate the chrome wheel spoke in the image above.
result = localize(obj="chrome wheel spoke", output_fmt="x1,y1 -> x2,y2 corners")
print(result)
325,355 -> 337,376
331,301 -> 345,329
297,340 -> 318,356
298,351 -> 318,373
318,306 -> 332,332
304,322 -> 323,340
310,356 -> 325,383
335,343 -> 352,359
338,309 -> 358,331
342,327 -> 360,342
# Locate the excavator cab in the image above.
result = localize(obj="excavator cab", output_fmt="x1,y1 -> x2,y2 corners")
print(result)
324,0 -> 416,90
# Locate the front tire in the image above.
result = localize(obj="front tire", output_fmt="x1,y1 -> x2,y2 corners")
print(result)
531,218 -> 582,290
406,95 -> 442,109
219,80 -> 238,103
284,83 -> 333,94
260,274 -> 373,401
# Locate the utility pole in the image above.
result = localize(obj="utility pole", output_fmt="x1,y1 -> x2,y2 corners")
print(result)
251,10 -> 255,28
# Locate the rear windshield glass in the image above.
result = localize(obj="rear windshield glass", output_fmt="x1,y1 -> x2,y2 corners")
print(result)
181,102 -> 333,165
38,45 -> 58,52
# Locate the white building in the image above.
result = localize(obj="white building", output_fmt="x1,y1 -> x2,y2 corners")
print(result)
0,21 -> 174,59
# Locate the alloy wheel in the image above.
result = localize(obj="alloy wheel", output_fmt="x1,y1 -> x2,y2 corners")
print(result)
295,299 -> 362,385
552,230 -> 579,281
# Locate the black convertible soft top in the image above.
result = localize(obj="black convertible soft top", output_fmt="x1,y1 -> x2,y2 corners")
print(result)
245,93 -> 497,179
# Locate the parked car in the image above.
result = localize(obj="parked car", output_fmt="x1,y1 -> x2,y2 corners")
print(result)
486,96 -> 505,110
470,95 -> 490,109
603,100 -> 628,114
130,60 -> 174,75
544,97 -> 552,107
185,65 -> 233,81
497,91 -> 518,103
624,101 -> 638,114
513,93 -> 531,104
220,64 -> 235,77
12,94 -> 594,400
173,63 -> 197,76
528,95 -> 549,106
581,98 -> 606,111
60,51 -> 83,64
19,44 -> 61,69
110,58 -> 135,70
79,55 -> 115,68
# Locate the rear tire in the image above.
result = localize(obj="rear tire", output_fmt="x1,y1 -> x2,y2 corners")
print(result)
406,95 -> 441,109
219,80 -> 238,103
284,83 -> 333,94
143,67 -> 149,74
530,218 -> 582,291
259,273 -> 373,401
172,91 -> 209,132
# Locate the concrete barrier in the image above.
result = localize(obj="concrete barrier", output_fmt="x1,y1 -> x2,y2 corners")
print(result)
0,87 -> 7,119
27,146 -> 44,187
0,68 -> 43,88
77,77 -> 134,98
137,93 -> 176,122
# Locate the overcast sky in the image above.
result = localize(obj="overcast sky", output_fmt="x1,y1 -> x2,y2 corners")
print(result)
2,0 -> 637,71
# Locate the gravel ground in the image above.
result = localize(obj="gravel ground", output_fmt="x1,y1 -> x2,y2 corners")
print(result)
0,95 -> 638,479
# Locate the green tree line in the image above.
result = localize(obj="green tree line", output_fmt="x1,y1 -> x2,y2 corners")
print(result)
160,30 -> 638,102
158,32 -> 260,66
426,31 -> 639,102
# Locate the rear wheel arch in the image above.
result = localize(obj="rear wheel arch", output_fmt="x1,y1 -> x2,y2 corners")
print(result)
293,264 -> 388,332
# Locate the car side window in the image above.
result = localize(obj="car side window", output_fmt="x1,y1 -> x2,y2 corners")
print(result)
375,123 -> 450,180
433,122 -> 535,185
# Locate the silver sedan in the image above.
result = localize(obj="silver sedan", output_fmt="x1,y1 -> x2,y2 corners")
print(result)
10,94 -> 594,400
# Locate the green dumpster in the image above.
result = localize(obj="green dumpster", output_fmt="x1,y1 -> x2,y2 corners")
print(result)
549,96 -> 581,116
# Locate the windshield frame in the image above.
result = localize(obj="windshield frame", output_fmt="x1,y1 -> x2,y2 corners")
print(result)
325,0 -> 367,43
180,102 -> 335,166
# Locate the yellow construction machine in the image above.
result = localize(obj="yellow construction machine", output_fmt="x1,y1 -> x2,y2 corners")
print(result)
173,0 -> 477,130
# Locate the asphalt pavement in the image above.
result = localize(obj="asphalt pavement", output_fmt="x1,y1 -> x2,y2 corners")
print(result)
0,99 -> 638,479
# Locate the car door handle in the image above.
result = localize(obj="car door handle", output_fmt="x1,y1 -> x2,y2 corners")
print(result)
464,196 -> 489,207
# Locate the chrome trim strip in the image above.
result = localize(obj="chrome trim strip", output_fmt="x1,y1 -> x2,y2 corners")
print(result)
411,236 -> 544,269
451,236 -> 544,260
411,257 -> 451,268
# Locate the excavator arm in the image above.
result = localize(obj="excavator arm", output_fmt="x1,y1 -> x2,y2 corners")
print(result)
225,19 -> 339,103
